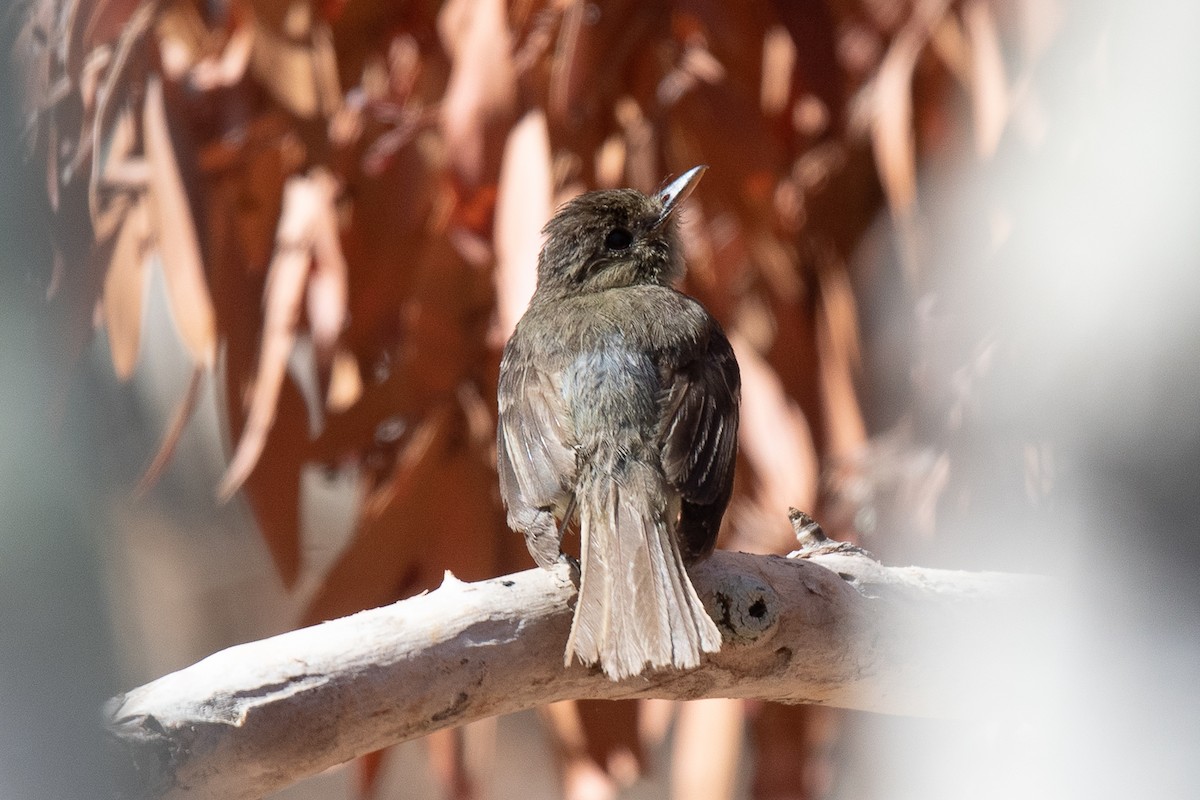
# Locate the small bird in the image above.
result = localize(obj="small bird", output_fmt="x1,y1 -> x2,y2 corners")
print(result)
497,166 -> 740,680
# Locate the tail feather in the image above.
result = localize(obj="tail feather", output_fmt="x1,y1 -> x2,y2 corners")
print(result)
565,460 -> 721,679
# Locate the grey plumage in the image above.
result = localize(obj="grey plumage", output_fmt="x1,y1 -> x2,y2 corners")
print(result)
497,167 -> 739,680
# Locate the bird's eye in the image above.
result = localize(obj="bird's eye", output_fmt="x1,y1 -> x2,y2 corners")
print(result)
604,227 -> 634,250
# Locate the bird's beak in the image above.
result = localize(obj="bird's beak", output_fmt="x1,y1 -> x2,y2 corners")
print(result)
653,165 -> 707,229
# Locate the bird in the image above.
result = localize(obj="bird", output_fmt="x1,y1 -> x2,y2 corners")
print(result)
496,166 -> 740,680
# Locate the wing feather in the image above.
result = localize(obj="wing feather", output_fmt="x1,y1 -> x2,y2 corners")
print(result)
497,347 -> 576,515
659,326 -> 740,557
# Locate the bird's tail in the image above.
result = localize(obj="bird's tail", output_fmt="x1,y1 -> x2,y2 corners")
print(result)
566,457 -> 721,680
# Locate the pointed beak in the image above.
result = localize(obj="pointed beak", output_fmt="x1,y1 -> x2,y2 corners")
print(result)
653,165 -> 707,229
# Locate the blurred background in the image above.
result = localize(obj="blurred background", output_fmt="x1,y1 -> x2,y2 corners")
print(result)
3,0 -> 1200,797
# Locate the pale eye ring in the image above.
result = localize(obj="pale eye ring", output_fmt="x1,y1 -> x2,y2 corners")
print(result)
604,227 -> 634,250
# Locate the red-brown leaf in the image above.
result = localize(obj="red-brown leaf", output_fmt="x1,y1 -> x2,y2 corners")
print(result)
239,375 -> 309,587
491,109 -> 551,345
438,0 -> 517,187
102,194 -> 151,380
306,168 -> 348,367
217,170 -> 324,501
302,404 -> 503,625
143,74 -> 217,367
729,333 -> 818,553
965,0 -> 1008,157
871,26 -> 920,221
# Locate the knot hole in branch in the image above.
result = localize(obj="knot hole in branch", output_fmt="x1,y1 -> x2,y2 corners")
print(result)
705,573 -> 780,644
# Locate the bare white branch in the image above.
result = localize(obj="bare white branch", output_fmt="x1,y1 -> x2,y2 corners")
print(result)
106,550 -> 1047,799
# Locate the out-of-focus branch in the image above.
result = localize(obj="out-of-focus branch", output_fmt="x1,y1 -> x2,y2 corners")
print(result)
106,549 -> 1046,800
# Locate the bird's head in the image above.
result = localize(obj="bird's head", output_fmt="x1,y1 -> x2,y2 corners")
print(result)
535,166 -> 707,294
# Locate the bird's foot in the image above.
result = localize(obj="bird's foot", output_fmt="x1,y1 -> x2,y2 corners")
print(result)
558,552 -> 581,584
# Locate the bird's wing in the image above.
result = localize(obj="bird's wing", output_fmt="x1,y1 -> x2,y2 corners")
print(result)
659,326 -> 741,557
496,349 -> 576,515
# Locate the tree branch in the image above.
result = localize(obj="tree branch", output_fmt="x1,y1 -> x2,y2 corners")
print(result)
105,549 -> 1046,799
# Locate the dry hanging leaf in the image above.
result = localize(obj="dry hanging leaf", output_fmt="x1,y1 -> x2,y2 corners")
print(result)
548,0 -> 654,138
249,4 -> 340,120
572,700 -> 644,793
250,21 -> 319,117
11,0 -> 54,153
814,266 -> 868,462
143,74 -> 217,367
729,333 -> 819,553
189,20 -> 255,90
540,700 -> 633,800
671,699 -> 744,800
313,23 -> 343,116
302,405 -> 501,625
1014,0 -> 1064,62
81,0 -> 156,217
760,25 -> 796,116
45,119 -> 60,214
676,0 -> 770,96
929,12 -> 973,86
74,0 -> 145,74
239,375 -> 310,587
613,97 -> 656,193
769,0 -> 845,136
425,728 -> 472,800
750,704 -> 842,800
546,0 -> 585,123
354,747 -> 388,800
135,365 -> 205,497
361,404 -> 449,520
965,0 -> 1009,158
668,77 -> 782,221
871,26 -> 921,222
155,0 -> 211,80
324,347 -> 362,412
91,101 -> 139,241
102,193 -> 151,380
218,169 -> 328,501
438,0 -> 517,187
305,169 -> 348,367
593,134 -> 625,188
491,109 -> 551,345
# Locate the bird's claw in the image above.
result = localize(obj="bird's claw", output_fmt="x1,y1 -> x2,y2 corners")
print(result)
558,552 -> 581,584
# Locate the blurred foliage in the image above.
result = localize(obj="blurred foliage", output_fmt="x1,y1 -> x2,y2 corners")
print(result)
10,0 -> 1078,797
